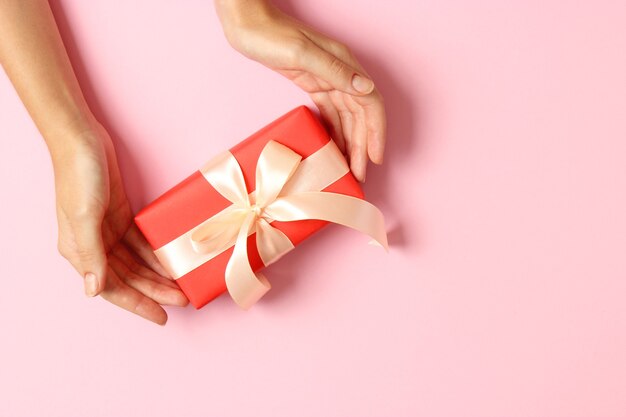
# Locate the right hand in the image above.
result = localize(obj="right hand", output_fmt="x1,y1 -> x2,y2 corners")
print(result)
52,120 -> 188,325
215,0 -> 387,182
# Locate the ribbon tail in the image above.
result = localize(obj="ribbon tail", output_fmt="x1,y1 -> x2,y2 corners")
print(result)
264,192 -> 389,250
225,211 -> 271,309
256,218 -> 295,266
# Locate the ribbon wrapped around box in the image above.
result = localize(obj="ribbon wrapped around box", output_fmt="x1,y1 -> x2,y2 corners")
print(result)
135,106 -> 388,309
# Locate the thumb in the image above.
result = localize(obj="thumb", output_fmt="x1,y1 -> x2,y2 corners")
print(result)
71,216 -> 108,297
303,46 -> 375,95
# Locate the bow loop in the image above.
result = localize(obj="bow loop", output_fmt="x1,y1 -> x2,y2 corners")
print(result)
255,141 -> 302,208
200,150 -> 250,206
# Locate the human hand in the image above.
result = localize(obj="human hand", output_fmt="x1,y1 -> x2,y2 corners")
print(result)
215,0 -> 386,181
1,0 -> 186,324
52,121 -> 188,325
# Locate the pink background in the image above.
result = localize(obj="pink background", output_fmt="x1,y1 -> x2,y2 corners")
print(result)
1,1 -> 625,416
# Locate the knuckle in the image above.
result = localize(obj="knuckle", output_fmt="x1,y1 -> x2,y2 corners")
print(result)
334,42 -> 351,57
130,297 -> 147,316
75,246 -> 98,262
286,38 -> 308,66
328,56 -> 347,76
153,285 -> 168,300
68,206 -> 96,222
351,138 -> 366,153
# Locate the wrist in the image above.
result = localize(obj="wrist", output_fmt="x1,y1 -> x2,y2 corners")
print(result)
44,111 -> 103,164
215,0 -> 273,31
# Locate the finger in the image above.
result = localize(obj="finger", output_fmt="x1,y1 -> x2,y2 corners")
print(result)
111,244 -> 180,290
300,31 -> 386,165
329,90 -> 354,162
109,252 -> 188,307
299,28 -> 372,79
310,92 -> 346,153
100,265 -> 169,325
68,215 -> 108,297
301,33 -> 386,164
123,223 -> 172,278
299,44 -> 374,96
344,95 -> 368,182
323,45 -> 386,164
280,68 -> 334,93
361,93 -> 387,164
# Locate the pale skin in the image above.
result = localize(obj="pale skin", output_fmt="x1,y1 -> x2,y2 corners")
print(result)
0,0 -> 386,325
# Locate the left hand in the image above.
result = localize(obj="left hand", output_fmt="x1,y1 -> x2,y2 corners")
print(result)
53,121 -> 188,325
215,0 -> 386,182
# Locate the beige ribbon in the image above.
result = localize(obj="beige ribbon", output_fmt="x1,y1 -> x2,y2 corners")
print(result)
155,139 -> 388,309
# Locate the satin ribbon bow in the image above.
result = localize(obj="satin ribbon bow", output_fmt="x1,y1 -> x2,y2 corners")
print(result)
185,140 -> 387,309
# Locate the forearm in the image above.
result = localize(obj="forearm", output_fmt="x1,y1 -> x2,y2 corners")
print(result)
0,0 -> 95,158
214,0 -> 269,19
214,0 -> 273,34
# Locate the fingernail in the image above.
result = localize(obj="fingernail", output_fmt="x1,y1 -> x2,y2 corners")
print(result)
84,272 -> 98,297
352,74 -> 374,94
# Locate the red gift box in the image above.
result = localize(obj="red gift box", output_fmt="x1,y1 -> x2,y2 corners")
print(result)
135,106 -> 385,309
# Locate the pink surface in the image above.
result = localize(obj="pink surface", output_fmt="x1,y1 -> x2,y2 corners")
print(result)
1,1 -> 625,416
